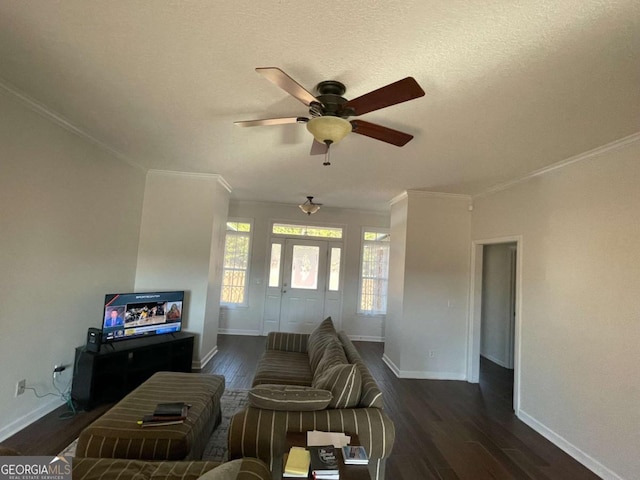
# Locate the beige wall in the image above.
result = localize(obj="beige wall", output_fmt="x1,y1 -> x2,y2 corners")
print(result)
224,201 -> 389,339
385,192 -> 471,378
385,195 -> 408,366
471,139 -> 640,479
0,90 -> 145,439
135,171 -> 230,366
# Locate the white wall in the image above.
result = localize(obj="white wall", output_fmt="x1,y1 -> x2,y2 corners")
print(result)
384,196 -> 408,367
0,89 -> 145,439
471,138 -> 640,479
480,243 -> 515,368
223,201 -> 389,340
135,171 -> 230,367
385,192 -> 471,379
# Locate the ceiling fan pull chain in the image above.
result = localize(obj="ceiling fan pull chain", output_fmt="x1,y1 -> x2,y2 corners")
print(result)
323,144 -> 331,166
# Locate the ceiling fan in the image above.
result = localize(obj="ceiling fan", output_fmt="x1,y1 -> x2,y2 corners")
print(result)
234,67 -> 425,162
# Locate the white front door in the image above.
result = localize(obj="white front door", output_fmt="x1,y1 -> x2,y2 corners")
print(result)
263,237 -> 343,335
280,239 -> 328,333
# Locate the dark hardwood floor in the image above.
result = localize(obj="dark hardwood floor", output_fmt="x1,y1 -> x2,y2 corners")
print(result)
2,335 -> 600,479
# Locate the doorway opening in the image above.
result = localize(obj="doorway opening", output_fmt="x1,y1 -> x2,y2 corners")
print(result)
467,236 -> 522,412
262,224 -> 344,334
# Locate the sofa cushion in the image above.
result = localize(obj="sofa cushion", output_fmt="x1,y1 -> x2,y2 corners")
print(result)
252,350 -> 313,387
248,385 -> 332,411
313,337 -> 348,378
338,332 -> 384,409
307,317 -> 338,372
312,363 -> 361,408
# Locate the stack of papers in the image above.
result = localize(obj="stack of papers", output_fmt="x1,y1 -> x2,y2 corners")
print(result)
306,430 -> 351,448
283,446 -> 310,478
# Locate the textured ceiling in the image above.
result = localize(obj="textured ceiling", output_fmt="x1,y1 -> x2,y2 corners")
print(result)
1,1 -> 638,211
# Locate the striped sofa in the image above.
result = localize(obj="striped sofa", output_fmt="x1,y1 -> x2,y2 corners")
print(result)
228,318 -> 395,480
71,457 -> 271,480
0,446 -> 272,480
76,372 -> 225,460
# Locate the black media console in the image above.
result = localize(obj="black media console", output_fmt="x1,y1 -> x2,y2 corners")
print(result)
71,332 -> 194,410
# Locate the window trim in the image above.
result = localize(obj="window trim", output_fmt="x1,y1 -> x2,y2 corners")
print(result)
357,227 -> 390,316
270,220 -> 345,240
220,218 -> 253,308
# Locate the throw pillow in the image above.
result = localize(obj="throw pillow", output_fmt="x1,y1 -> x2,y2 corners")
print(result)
313,337 -> 348,378
312,363 -> 362,408
307,317 -> 337,372
248,385 -> 333,411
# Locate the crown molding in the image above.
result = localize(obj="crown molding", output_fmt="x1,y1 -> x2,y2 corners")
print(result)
390,189 -> 472,207
147,169 -> 232,193
0,77 -> 145,173
474,131 -> 640,200
389,191 -> 408,206
406,189 -> 472,200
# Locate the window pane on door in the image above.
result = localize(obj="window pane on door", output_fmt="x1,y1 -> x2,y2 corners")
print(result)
268,243 -> 282,287
328,247 -> 341,291
291,245 -> 319,289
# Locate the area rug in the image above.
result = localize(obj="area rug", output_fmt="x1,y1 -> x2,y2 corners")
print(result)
59,388 -> 249,462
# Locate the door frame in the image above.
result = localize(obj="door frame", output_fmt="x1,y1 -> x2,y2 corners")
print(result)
467,235 -> 523,412
262,234 -> 345,334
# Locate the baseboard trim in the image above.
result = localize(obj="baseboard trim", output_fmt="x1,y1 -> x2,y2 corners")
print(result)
382,353 -> 466,380
517,409 -> 623,480
480,353 -> 512,369
0,397 -> 65,443
346,335 -> 384,342
193,345 -> 218,371
218,329 -> 262,336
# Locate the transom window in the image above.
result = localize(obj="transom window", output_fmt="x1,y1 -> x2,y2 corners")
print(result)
272,223 -> 343,239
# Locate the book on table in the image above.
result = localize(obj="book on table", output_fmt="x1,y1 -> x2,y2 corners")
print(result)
341,445 -> 369,465
309,445 -> 339,478
283,446 -> 310,478
153,402 -> 190,417
138,402 -> 190,426
138,417 -> 185,427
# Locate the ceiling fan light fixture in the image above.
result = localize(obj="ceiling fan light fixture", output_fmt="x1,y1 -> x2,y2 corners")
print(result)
306,116 -> 352,145
299,196 -> 321,215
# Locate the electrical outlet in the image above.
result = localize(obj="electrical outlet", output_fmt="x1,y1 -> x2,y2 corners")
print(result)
15,379 -> 26,396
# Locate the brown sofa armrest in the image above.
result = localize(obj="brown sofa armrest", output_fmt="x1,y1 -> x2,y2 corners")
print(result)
266,332 -> 309,353
228,407 -> 395,472
71,458 -> 271,480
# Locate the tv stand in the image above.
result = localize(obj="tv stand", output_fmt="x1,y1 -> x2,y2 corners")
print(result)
71,332 -> 194,410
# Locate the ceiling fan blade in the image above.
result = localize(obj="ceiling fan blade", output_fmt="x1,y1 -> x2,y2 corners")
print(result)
310,139 -> 328,155
350,120 -> 414,146
342,77 -> 425,116
256,67 -> 319,107
234,117 -> 305,127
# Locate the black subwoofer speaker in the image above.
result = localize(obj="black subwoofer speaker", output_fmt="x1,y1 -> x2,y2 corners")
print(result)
86,327 -> 101,353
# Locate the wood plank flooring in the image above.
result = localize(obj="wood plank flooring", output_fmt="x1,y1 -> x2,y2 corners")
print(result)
2,335 -> 600,479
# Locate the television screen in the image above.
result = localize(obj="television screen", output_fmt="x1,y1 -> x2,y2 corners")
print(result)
101,291 -> 184,342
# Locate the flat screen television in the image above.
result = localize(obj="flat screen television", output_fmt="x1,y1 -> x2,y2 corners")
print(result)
101,291 -> 184,343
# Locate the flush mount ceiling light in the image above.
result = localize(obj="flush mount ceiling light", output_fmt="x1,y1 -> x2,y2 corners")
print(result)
299,196 -> 322,215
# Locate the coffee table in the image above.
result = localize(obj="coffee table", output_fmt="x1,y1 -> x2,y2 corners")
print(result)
277,432 -> 371,480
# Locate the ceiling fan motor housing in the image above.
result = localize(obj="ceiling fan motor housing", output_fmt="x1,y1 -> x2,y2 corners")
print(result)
312,80 -> 354,118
